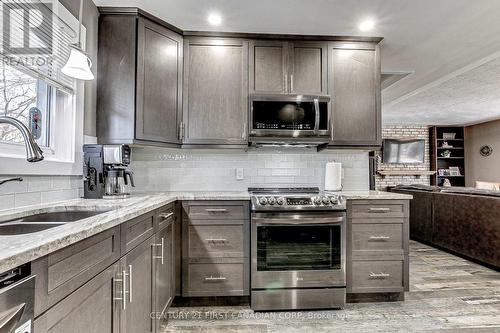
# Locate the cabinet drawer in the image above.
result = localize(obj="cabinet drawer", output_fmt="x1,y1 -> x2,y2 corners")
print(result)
351,261 -> 404,293
121,212 -> 155,254
184,263 -> 246,296
33,227 -> 121,316
349,200 -> 408,219
188,223 -> 244,258
352,223 -> 404,256
183,201 -> 248,220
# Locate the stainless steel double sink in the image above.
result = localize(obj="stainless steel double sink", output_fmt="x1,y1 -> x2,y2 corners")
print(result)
0,209 -> 114,235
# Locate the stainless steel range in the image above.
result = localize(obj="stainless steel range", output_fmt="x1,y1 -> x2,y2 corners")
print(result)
249,187 -> 346,311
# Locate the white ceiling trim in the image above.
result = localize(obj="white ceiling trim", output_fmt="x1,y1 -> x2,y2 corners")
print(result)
384,49 -> 500,110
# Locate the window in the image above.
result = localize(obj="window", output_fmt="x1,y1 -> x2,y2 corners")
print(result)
0,62 -> 50,147
0,0 -> 85,175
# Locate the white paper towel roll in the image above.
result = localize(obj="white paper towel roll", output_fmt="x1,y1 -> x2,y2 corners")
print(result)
325,162 -> 343,191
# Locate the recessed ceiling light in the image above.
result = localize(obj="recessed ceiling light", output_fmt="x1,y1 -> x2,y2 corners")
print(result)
359,19 -> 375,32
208,13 -> 222,26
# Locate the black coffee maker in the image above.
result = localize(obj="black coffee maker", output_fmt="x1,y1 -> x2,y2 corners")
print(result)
83,144 -> 135,199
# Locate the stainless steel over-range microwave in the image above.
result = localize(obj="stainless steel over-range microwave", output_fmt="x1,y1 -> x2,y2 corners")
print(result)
248,95 -> 331,145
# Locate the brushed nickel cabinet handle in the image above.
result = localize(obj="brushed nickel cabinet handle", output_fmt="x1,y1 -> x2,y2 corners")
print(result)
369,235 -> 391,241
369,272 -> 390,278
158,212 -> 174,220
205,208 -> 228,213
290,74 -> 294,92
369,207 -> 391,212
128,265 -> 133,303
153,237 -> 165,264
204,276 -> 227,281
284,74 -> 288,92
114,270 -> 128,310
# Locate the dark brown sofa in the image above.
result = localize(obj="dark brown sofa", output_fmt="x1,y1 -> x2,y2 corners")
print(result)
393,185 -> 500,269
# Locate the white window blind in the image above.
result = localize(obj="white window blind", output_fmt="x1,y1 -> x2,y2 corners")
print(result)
0,0 -> 77,93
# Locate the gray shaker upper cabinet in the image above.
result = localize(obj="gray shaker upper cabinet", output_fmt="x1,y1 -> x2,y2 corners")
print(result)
249,41 -> 327,95
328,42 -> 381,147
182,38 -> 249,147
289,42 -> 328,95
97,12 -> 183,147
249,40 -> 288,94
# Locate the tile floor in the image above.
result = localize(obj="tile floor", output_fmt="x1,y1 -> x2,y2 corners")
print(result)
164,241 -> 500,332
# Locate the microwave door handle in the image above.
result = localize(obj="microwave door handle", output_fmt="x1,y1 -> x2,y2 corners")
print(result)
314,98 -> 320,134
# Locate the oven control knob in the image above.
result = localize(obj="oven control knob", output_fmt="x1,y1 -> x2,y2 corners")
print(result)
314,197 -> 322,205
268,197 -> 277,205
322,197 -> 331,205
277,197 -> 284,205
259,197 -> 268,205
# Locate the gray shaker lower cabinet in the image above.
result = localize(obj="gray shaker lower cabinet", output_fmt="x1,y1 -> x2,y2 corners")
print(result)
347,200 -> 410,295
34,205 -> 177,333
119,236 -> 155,333
181,201 -> 250,296
34,262 -> 121,333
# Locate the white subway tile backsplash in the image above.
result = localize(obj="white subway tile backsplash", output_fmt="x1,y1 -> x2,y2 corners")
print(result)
0,194 -> 15,211
130,148 -> 369,192
0,175 -> 81,212
15,192 -> 42,208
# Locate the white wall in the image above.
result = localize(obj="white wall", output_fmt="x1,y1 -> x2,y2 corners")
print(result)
130,148 -> 369,192
465,119 -> 500,186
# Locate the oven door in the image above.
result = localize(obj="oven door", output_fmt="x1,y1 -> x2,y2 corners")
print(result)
251,212 -> 346,289
249,95 -> 330,139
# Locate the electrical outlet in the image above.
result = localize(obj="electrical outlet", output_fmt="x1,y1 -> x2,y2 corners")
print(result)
236,168 -> 244,180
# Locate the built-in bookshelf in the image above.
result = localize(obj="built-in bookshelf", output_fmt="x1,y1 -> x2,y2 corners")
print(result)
429,126 -> 465,187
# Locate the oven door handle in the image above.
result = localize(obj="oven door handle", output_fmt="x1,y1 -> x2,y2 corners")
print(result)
253,217 -> 344,225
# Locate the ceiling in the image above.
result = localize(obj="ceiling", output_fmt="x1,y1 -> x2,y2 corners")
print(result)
94,0 -> 500,126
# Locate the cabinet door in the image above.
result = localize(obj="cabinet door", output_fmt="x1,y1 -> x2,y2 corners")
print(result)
183,38 -> 248,145
153,222 -> 173,333
34,262 -> 121,333
329,43 -> 381,147
249,40 -> 289,94
136,18 -> 183,144
290,42 -> 327,95
120,237 -> 155,333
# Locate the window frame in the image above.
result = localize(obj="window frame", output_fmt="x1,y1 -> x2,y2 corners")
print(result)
0,1 -> 85,176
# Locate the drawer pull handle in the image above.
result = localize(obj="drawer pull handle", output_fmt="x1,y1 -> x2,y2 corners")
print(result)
204,276 -> 227,281
369,272 -> 390,278
205,238 -> 227,243
369,236 -> 391,241
205,208 -> 228,213
159,212 -> 174,220
369,207 -> 391,212
153,237 -> 165,264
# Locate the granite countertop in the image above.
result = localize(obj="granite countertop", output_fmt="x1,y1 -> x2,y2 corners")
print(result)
0,190 -> 410,273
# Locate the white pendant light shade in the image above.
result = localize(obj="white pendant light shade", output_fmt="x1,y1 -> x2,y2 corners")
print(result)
61,46 -> 94,81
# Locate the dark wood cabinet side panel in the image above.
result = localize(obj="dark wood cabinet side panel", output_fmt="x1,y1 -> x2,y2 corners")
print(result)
97,15 -> 137,142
